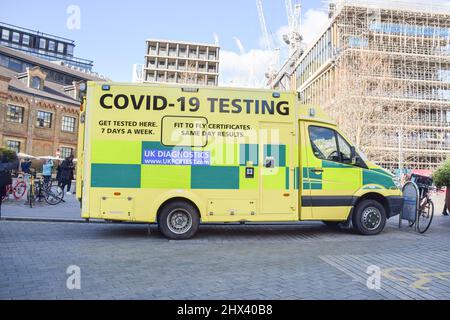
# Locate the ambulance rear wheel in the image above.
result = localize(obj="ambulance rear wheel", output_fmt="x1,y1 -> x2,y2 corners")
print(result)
158,201 -> 199,240
352,199 -> 386,235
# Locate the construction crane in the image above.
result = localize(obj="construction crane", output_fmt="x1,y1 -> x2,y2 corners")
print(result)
283,0 -> 303,57
256,0 -> 273,51
256,0 -> 280,82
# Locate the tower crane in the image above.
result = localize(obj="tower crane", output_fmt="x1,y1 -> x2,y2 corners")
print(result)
256,0 -> 279,81
283,0 -> 303,57
256,0 -> 273,51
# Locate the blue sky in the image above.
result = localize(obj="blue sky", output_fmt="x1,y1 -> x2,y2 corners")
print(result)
0,0 -> 328,84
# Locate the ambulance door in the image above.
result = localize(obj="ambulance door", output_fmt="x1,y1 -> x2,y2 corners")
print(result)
304,123 -> 361,220
259,122 -> 295,216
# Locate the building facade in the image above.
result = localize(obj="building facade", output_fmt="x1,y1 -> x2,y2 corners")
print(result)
0,22 -> 94,72
0,44 -> 104,158
143,39 -> 220,86
273,0 -> 450,171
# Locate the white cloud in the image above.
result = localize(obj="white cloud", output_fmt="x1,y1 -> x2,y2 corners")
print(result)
219,49 -> 277,88
219,8 -> 329,88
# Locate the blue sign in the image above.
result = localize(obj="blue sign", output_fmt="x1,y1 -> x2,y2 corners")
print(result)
142,149 -> 210,166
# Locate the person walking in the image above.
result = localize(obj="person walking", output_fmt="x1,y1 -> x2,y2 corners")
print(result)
21,158 -> 32,174
59,155 -> 74,195
42,159 -> 54,187
0,148 -> 19,217
443,204 -> 449,216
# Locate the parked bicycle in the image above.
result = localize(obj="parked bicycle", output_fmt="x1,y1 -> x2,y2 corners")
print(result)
1,173 -> 27,201
27,173 -> 64,207
408,174 -> 434,234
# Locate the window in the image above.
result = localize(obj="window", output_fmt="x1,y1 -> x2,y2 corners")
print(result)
61,116 -> 76,132
60,147 -> 73,159
57,42 -> 65,53
12,32 -> 20,43
22,34 -> 30,46
30,76 -> 43,90
6,105 -> 24,123
66,44 -> 74,56
39,38 -> 46,49
337,134 -> 352,164
309,126 -> 354,164
36,111 -> 52,128
6,140 -> 20,153
48,40 -> 56,51
1,29 -> 10,40
309,126 -> 339,161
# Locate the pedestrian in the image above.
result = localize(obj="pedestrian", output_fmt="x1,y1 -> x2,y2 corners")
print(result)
0,148 -> 19,217
42,159 -> 54,187
21,158 -> 32,174
443,202 -> 449,216
58,155 -> 74,195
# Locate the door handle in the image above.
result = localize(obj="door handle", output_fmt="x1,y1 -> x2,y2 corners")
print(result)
312,168 -> 324,173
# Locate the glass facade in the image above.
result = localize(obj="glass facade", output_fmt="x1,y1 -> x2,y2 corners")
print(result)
0,23 -> 93,71
296,28 -> 333,87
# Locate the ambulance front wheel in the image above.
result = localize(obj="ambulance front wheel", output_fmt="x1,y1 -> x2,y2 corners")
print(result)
158,201 -> 200,240
352,199 -> 387,235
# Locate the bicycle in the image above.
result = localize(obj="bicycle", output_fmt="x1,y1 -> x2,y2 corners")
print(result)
27,174 -> 64,207
1,173 -> 27,201
408,174 -> 434,234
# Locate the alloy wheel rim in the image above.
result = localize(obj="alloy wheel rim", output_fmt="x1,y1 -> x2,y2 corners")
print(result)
362,207 -> 382,230
167,209 -> 192,234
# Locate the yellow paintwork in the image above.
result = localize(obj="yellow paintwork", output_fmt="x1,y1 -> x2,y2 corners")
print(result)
78,82 -> 402,224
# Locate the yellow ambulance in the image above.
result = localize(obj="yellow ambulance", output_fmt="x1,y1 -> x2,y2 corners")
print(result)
76,82 -> 403,239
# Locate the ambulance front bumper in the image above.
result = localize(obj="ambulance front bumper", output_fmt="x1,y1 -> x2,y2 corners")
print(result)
386,196 -> 404,218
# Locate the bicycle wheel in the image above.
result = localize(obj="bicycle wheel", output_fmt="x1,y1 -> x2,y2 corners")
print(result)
417,199 -> 434,234
44,185 -> 64,205
13,181 -> 27,200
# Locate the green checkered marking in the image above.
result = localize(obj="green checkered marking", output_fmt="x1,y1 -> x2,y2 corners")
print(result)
264,144 -> 286,167
303,167 -> 323,190
191,166 -> 239,189
363,168 -> 395,189
239,144 -> 258,166
91,164 -> 141,188
91,141 -> 291,190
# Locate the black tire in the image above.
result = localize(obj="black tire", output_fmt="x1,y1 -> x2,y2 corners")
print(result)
158,201 -> 200,240
44,185 -> 64,205
417,200 -> 434,234
352,199 -> 387,235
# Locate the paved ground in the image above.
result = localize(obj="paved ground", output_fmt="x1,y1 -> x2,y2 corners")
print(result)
1,192 -> 450,300
0,182 -> 81,221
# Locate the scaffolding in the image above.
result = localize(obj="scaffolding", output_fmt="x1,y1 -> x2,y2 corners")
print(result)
295,0 -> 450,171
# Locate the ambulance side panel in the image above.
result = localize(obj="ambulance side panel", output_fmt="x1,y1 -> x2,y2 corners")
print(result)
82,83 -> 299,223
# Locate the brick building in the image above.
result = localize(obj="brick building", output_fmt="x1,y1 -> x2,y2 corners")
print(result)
0,44 -> 104,158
